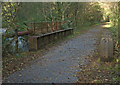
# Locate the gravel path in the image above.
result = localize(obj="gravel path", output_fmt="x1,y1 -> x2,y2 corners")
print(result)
3,25 -> 103,83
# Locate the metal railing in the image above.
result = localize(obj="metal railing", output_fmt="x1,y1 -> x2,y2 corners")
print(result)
29,21 -> 68,35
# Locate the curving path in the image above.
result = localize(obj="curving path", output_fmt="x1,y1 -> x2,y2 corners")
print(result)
3,25 -> 103,83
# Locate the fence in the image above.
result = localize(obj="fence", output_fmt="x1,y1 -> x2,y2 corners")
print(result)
28,28 -> 73,51
29,21 -> 68,35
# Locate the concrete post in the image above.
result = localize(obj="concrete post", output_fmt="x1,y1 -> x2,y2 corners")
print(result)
99,32 -> 113,61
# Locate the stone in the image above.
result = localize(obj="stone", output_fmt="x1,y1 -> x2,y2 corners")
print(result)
99,35 -> 113,61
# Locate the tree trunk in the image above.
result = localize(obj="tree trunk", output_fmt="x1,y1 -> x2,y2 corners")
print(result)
15,29 -> 18,53
118,2 -> 120,46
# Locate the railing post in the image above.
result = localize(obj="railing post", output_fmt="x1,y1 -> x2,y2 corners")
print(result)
53,21 -> 55,31
56,21 -> 57,31
33,22 -> 35,34
41,21 -> 43,34
46,21 -> 49,33
59,22 -> 62,30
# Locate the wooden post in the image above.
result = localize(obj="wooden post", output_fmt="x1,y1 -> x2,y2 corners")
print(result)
118,2 -> 120,47
53,21 -> 55,31
59,22 -> 62,30
28,36 -> 38,51
39,22 -> 41,34
56,21 -> 57,31
46,22 -> 49,33
33,22 -> 36,34
41,21 -> 43,34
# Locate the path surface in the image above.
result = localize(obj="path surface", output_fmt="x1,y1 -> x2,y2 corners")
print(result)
4,25 -> 103,83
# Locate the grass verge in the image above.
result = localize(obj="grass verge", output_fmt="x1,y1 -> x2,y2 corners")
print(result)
77,22 -> 120,83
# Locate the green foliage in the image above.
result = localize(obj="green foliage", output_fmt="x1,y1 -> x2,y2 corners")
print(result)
105,2 -> 120,82
2,2 -> 104,55
2,2 -> 103,29
2,2 -> 18,27
85,3 -> 103,24
97,58 -> 101,63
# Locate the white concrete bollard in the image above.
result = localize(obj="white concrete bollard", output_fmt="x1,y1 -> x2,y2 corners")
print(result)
99,36 -> 113,61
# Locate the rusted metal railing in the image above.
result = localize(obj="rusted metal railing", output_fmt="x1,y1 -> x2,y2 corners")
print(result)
30,21 -> 66,35
17,21 -> 68,36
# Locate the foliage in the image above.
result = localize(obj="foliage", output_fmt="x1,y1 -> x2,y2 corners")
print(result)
2,2 -> 103,55
2,2 -> 120,82
103,2 -> 120,82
